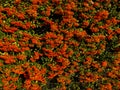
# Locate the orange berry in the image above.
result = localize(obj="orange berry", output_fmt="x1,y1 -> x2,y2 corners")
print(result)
101,61 -> 108,67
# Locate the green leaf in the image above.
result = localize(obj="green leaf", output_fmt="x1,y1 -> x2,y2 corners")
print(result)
0,31 -> 5,39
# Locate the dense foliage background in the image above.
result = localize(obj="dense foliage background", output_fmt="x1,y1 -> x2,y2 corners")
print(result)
0,0 -> 120,90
